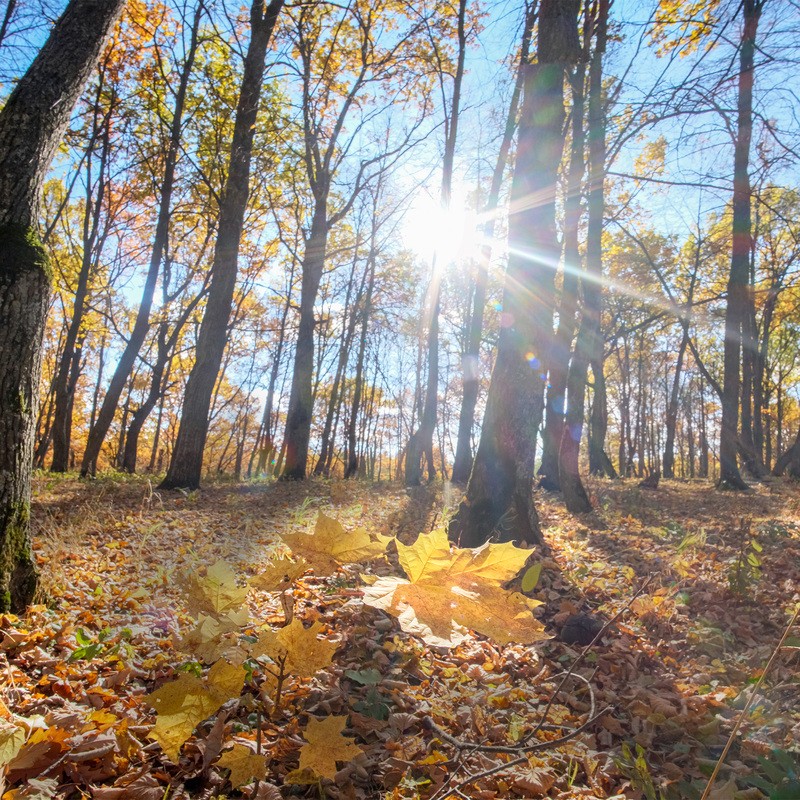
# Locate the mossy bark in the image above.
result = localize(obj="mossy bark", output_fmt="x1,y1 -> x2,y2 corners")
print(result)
0,0 -> 126,612
0,224 -> 50,611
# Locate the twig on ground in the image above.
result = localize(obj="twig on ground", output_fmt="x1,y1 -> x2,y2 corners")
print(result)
700,603 -> 800,800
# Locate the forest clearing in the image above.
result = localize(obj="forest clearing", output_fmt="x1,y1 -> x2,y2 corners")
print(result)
0,474 -> 797,798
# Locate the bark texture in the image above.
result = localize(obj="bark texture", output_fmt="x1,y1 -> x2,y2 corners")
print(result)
449,0 -> 580,547
0,0 -> 125,610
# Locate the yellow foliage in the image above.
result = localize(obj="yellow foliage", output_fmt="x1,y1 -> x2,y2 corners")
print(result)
217,743 -> 266,788
364,530 -> 547,647
293,716 -> 363,780
146,659 -> 245,762
0,720 -> 26,770
184,560 -> 249,617
250,555 -> 309,592
250,619 -> 337,677
281,512 -> 389,574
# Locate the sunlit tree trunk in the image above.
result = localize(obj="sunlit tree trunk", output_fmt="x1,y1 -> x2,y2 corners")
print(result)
451,3 -> 535,485
160,0 -> 284,490
0,0 -> 124,611
449,0 -> 580,547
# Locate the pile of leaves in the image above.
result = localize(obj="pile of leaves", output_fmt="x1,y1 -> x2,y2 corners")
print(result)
0,474 -> 798,799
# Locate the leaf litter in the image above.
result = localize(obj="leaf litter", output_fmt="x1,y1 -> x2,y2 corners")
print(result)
0,474 -> 797,798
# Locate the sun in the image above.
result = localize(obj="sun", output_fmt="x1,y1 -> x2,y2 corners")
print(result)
403,189 -> 479,266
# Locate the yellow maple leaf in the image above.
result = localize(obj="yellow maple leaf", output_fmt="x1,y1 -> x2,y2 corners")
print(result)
217,743 -> 266,788
281,513 -> 389,575
396,528 -> 452,582
250,555 -> 309,592
184,560 -> 249,617
297,716 -> 363,779
450,539 -> 533,583
364,531 -> 546,647
250,619 -> 337,677
0,719 -> 26,770
177,612 -> 245,663
146,660 -> 245,762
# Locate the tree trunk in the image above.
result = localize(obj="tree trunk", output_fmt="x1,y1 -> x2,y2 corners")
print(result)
281,206 -> 329,479
314,253 -> 363,475
82,3 -> 204,476
451,1 -> 535,485
52,79 -> 114,472
539,62 -> 585,492
662,327 -> 689,478
345,234 -> 377,479
0,0 -> 124,611
449,0 -> 580,547
559,0 -> 609,512
160,0 -> 284,490
718,0 -> 761,491
405,0 -> 467,486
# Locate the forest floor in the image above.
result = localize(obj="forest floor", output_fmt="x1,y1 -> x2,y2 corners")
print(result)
1,473 -> 799,799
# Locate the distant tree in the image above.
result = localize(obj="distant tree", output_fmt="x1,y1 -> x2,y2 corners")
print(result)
80,0 -> 205,477
404,0 -> 468,486
0,0 -> 125,611
279,0 -> 434,480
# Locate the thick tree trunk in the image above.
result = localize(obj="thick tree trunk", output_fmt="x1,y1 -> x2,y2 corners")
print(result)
588,357 -> 615,476
718,0 -> 760,491
82,4 -> 203,476
772,426 -> 800,477
161,0 -> 283,490
449,0 -> 580,547
0,0 -> 124,611
451,2 -> 535,485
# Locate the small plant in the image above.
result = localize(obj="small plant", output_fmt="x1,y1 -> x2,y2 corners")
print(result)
743,748 -> 800,799
676,528 -> 706,554
728,518 -> 762,596
615,742 -> 667,800
69,626 -> 134,662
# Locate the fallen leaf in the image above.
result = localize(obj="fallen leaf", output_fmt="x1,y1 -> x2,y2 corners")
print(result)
217,743 -> 266,788
297,716 -> 364,779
